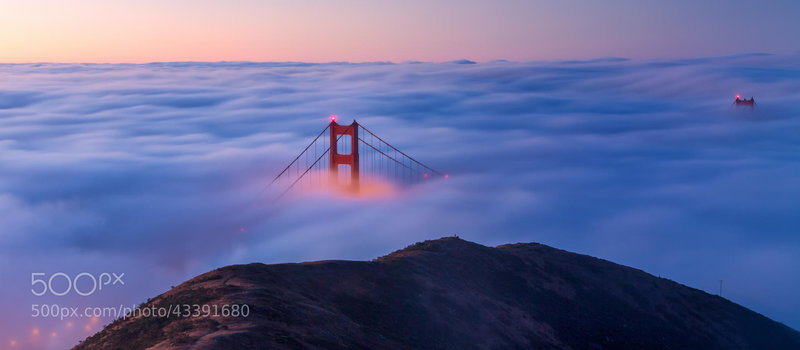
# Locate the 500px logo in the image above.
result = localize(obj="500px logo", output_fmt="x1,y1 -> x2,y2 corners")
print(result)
31,272 -> 125,297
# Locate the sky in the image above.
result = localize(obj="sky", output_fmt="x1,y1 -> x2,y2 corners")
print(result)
1,0 -> 800,63
0,55 -> 799,349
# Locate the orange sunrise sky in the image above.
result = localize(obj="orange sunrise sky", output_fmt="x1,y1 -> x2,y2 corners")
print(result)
1,0 -> 799,63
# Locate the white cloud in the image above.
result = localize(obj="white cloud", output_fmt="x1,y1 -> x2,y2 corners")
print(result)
1,55 -> 799,347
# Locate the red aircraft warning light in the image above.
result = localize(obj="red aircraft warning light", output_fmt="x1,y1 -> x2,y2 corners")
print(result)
330,115 -> 337,122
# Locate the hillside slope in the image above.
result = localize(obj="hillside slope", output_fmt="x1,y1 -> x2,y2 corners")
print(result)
74,237 -> 800,349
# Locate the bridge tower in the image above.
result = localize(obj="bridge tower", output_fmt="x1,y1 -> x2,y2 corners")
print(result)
329,119 -> 359,192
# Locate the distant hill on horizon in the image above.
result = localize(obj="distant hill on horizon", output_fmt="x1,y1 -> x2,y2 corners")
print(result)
74,237 -> 800,350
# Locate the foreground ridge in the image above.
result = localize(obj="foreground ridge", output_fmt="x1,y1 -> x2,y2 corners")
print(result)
75,237 -> 800,350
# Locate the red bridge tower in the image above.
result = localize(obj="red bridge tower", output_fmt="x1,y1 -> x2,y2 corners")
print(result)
329,118 -> 359,191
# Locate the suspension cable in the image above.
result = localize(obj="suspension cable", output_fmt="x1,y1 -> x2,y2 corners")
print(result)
278,148 -> 330,198
359,125 -> 442,175
358,137 -> 418,172
268,124 -> 330,186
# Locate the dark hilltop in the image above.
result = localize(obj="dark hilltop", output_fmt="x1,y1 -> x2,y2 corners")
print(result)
74,237 -> 800,349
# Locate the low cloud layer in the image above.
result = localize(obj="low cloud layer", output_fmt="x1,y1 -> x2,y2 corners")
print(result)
1,55 -> 799,348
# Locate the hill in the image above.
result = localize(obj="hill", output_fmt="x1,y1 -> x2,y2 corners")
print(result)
73,237 -> 800,349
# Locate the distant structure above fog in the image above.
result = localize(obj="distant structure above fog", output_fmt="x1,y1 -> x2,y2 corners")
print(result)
269,117 -> 446,197
733,94 -> 755,107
